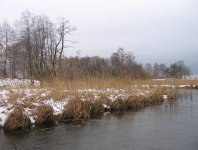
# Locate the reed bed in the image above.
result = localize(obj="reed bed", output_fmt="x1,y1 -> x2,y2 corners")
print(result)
1,77 -> 190,131
60,87 -> 174,121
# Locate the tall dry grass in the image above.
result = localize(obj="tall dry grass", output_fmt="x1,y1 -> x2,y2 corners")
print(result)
138,79 -> 198,87
1,77 -> 183,131
35,105 -> 56,126
3,106 -> 31,131
61,97 -> 91,121
41,77 -> 198,93
90,99 -> 105,116
42,77 -> 134,90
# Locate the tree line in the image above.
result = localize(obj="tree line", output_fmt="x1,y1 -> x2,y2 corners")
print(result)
0,11 -> 75,82
0,11 -> 191,81
145,60 -> 191,79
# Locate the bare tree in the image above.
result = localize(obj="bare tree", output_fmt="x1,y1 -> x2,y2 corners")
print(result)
0,20 -> 15,77
15,10 -> 35,82
159,63 -> 167,78
153,63 -> 160,78
145,63 -> 153,79
169,61 -> 191,78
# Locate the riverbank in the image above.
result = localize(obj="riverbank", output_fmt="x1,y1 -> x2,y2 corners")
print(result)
1,89 -> 197,150
0,78 -> 197,131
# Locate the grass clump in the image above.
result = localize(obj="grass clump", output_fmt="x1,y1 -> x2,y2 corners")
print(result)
110,98 -> 128,111
61,97 -> 91,121
167,89 -> 177,99
3,107 -> 31,131
126,96 -> 146,109
90,99 -> 105,116
148,89 -> 164,103
35,105 -> 56,126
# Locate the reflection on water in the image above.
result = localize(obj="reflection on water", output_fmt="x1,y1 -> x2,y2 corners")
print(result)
0,90 -> 198,150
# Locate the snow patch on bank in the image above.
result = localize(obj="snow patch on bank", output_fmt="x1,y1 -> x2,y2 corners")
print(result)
0,104 -> 14,127
43,99 -> 69,115
0,78 -> 40,87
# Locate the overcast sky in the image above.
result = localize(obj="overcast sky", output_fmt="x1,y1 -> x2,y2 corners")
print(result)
0,0 -> 198,73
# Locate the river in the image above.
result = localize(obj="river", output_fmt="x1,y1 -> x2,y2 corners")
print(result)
0,89 -> 198,150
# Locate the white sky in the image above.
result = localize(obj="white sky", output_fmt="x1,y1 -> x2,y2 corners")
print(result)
1,0 -> 198,73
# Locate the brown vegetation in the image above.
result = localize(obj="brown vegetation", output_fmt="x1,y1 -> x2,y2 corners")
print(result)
3,106 -> 31,131
90,99 -> 105,116
60,87 -> 174,122
35,105 -> 56,126
61,97 -> 91,121
1,77 -> 188,131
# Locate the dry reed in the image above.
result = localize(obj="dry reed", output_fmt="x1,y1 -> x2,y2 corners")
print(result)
35,105 -> 56,126
3,106 -> 31,131
61,97 -> 91,121
1,77 -> 183,131
90,99 -> 105,116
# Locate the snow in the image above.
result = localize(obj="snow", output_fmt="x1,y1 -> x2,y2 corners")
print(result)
163,95 -> 168,99
0,104 -> 14,127
178,85 -> 191,88
43,99 -> 69,115
102,104 -> 110,109
0,78 -> 40,87
24,107 -> 36,124
143,85 -> 150,88
0,90 -> 9,100
40,93 -> 47,97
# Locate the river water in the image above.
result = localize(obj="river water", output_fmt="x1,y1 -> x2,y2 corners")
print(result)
0,89 -> 198,150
